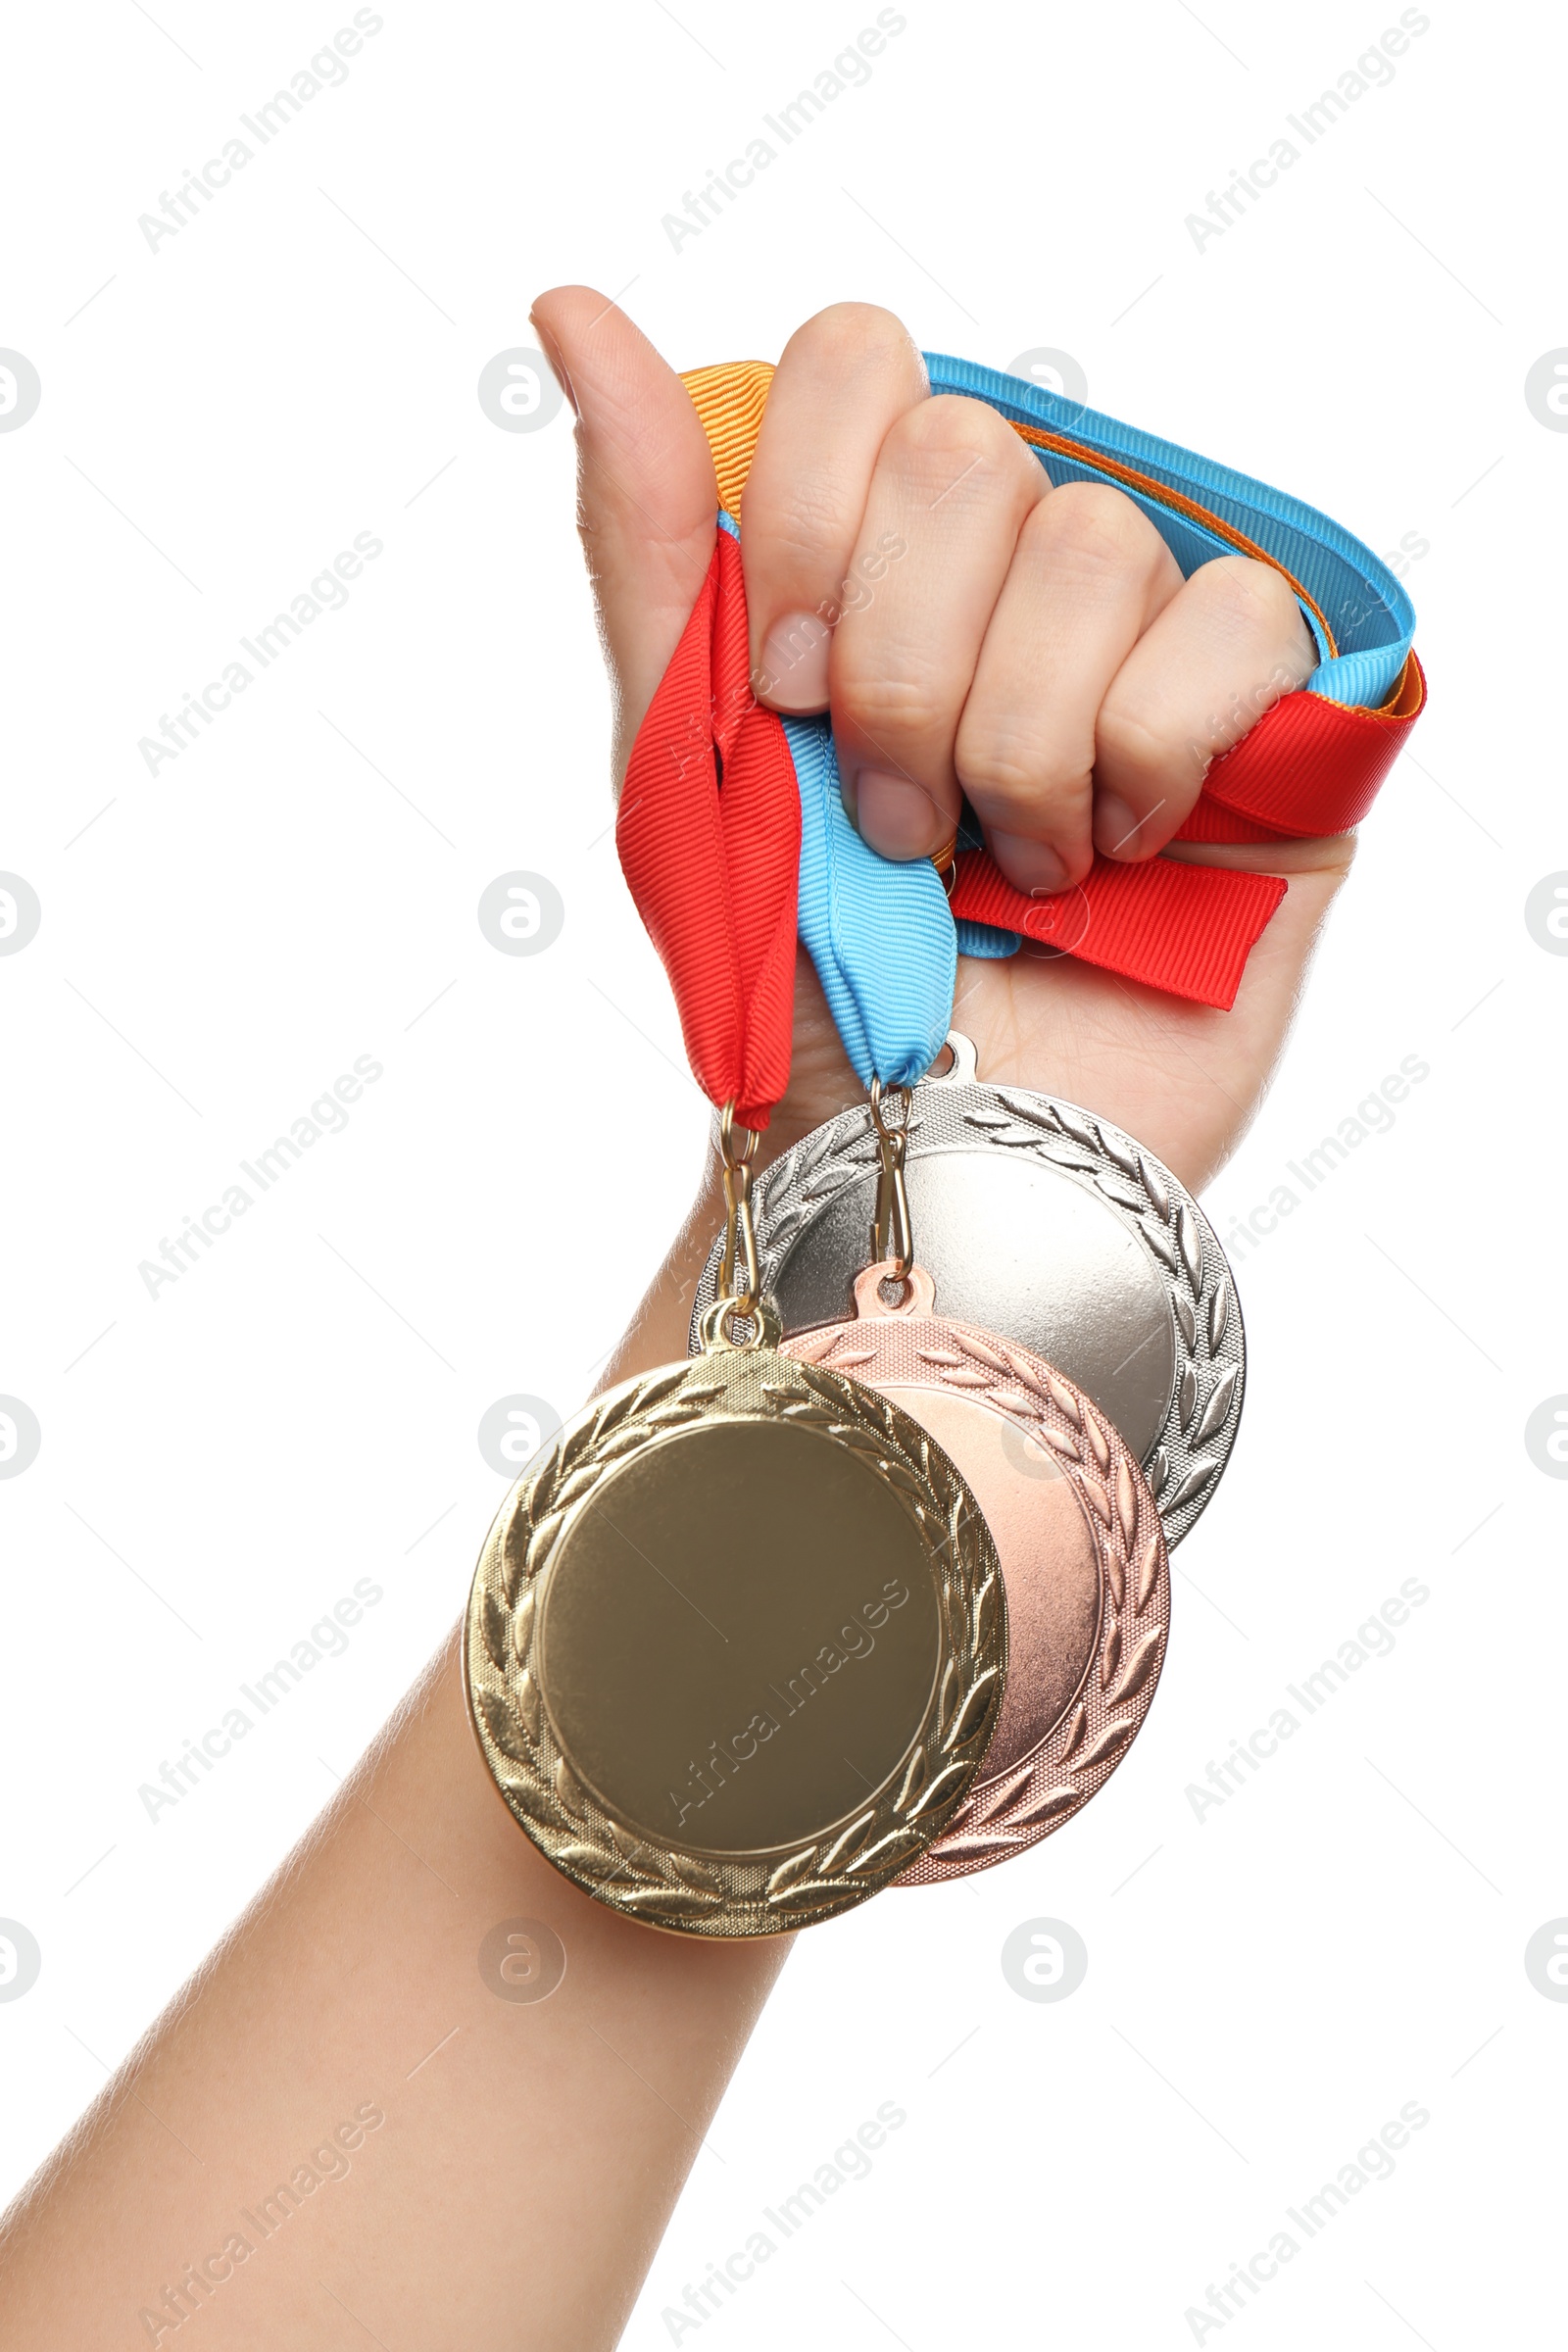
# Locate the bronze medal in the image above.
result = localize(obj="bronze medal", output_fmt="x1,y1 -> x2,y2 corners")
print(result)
785,1259 -> 1169,1880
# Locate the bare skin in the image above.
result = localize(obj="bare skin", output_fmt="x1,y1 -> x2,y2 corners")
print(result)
0,292 -> 1355,2349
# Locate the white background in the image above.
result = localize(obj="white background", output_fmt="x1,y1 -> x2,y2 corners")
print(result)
2,0 -> 1564,2343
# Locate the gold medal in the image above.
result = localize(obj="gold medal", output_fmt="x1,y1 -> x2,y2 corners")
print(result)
464,1111 -> 1006,1936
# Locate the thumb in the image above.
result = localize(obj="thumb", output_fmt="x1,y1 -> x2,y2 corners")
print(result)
530,286 -> 717,783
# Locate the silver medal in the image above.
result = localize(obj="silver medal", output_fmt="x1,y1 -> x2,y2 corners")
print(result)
691,1034 -> 1244,1545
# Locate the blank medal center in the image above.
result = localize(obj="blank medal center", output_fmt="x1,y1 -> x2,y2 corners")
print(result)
534,1418 -> 943,1854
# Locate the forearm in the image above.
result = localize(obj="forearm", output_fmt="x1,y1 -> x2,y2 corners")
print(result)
0,1181 -> 787,2352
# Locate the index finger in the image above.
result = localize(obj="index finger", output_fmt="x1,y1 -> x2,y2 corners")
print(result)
741,304 -> 928,712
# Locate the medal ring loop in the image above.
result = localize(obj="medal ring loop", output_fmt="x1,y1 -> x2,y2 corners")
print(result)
716,1100 -> 763,1315
697,1294 -> 783,1352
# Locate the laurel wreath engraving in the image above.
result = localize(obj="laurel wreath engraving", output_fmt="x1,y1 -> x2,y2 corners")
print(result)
760,1109 -> 923,1242
790,1315 -> 1170,1878
965,1089 -> 1241,1529
704,1080 -> 1244,1546
465,1355 -> 1004,1936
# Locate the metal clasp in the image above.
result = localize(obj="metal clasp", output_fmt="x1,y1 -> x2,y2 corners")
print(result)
716,1100 -> 761,1318
867,1076 -> 913,1285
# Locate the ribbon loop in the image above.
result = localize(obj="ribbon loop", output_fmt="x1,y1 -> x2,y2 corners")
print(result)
785,712 -> 954,1091
616,521 -> 800,1127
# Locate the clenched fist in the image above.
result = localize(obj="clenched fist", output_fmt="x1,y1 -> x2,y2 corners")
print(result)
532,287 -> 1355,1195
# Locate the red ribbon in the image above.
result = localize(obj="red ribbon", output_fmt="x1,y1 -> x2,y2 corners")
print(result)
617,529 -> 799,1128
949,652 -> 1427,1009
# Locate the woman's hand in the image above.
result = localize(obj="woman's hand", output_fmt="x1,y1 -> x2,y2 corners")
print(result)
531,286 -> 1353,1194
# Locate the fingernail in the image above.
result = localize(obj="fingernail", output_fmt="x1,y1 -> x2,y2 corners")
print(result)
1093,792 -> 1144,859
759,612 -> 831,711
855,771 -> 943,859
989,832 -> 1069,895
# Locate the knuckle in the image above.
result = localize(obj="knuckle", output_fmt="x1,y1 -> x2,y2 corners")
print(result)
1097,704 -> 1186,789
838,665 -> 952,748
785,302 -> 917,378
752,481 -> 857,590
1034,479 -> 1161,579
1195,553 -> 1303,642
955,721 -> 1087,816
884,393 -> 1025,480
